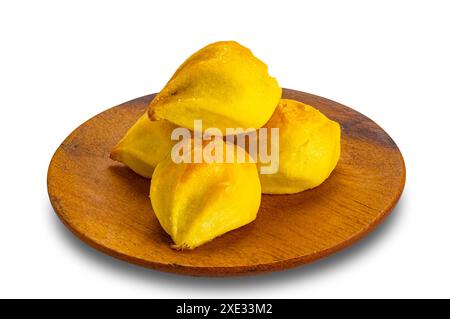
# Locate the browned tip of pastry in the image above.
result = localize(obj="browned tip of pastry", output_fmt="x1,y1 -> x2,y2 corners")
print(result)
147,102 -> 159,121
109,147 -> 120,161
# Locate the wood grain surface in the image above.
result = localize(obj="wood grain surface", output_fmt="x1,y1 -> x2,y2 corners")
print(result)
47,89 -> 406,276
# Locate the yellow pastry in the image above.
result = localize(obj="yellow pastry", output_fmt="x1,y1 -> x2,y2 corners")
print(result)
148,41 -> 281,133
110,114 -> 178,178
150,140 -> 261,249
259,99 -> 341,194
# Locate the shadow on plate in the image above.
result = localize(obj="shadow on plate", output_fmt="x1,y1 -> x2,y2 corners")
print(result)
48,190 -> 407,289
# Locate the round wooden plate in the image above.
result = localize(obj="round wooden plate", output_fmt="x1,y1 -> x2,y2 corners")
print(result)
47,89 -> 405,276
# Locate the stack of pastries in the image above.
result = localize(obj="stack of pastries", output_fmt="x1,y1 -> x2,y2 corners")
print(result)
111,41 -> 341,249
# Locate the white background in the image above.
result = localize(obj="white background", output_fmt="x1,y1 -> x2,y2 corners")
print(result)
1,0 -> 449,298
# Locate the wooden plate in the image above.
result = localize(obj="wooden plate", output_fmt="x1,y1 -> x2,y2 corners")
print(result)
47,89 -> 405,276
